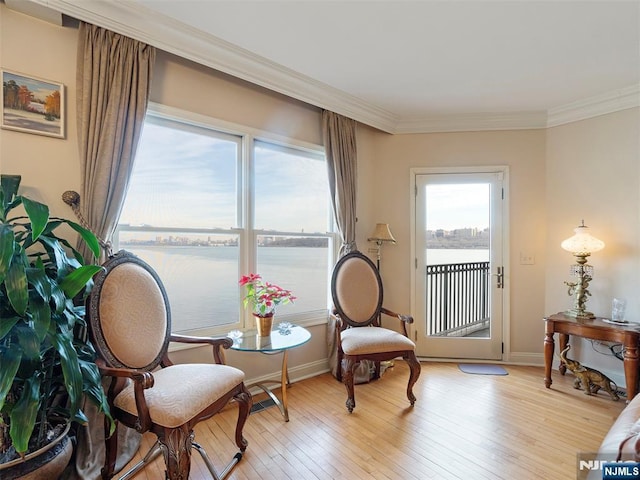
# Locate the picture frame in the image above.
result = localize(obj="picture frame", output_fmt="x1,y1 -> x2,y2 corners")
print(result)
1,69 -> 65,139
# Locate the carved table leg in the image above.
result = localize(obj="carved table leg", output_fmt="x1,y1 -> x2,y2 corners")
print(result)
623,338 -> 639,402
544,326 -> 554,388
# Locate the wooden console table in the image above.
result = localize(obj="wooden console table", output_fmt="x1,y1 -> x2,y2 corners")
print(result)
544,312 -> 640,402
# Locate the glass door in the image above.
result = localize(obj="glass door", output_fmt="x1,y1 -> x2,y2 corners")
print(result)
413,169 -> 505,360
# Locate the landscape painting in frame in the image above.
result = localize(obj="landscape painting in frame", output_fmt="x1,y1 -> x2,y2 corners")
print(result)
1,69 -> 65,138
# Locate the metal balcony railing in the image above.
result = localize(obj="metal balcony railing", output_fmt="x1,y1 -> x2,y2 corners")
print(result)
426,262 -> 490,336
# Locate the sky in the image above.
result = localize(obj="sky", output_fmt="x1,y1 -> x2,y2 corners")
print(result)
119,122 -> 329,233
425,183 -> 490,231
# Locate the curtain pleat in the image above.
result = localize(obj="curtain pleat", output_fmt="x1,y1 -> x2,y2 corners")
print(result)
76,22 -> 155,263
323,110 -> 358,256
68,22 -> 155,480
323,110 -> 372,383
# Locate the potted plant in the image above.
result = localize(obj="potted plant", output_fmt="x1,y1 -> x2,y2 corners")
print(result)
239,273 -> 295,335
0,175 -> 112,476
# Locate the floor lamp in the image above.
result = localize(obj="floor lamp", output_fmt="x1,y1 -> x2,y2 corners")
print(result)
368,223 -> 397,371
367,223 -> 397,271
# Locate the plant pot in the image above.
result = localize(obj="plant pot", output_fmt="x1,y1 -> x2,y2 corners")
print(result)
0,423 -> 72,480
254,313 -> 274,336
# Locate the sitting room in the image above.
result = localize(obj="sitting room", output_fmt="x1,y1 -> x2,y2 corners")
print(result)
1,1 -> 639,479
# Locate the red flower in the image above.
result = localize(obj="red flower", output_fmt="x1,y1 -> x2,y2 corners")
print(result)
239,273 -> 295,316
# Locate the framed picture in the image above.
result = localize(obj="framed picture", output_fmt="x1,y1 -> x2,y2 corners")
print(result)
1,69 -> 65,139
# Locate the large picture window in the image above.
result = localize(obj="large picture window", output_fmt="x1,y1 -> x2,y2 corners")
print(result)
117,108 -> 334,334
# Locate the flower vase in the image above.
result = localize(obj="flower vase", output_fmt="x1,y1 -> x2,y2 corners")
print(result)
254,313 -> 274,336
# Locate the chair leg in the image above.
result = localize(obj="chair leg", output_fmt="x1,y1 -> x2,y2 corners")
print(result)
405,352 -> 422,406
234,384 -> 252,452
336,349 -> 344,382
343,357 -> 356,413
101,420 -> 119,479
158,425 -> 193,480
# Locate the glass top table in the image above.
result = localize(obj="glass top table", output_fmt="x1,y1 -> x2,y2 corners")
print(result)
229,324 -> 311,421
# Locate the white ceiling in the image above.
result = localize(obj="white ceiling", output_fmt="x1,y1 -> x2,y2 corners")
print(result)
24,0 -> 640,133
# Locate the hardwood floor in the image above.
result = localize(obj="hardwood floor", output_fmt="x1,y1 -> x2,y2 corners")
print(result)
120,362 -> 625,479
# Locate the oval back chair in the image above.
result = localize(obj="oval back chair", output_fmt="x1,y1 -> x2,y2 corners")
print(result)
87,250 -> 252,480
331,250 -> 421,413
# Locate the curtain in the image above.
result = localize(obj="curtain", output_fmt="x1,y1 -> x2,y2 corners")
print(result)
68,22 -> 155,480
323,110 -> 372,383
323,110 -> 357,256
76,22 -> 155,263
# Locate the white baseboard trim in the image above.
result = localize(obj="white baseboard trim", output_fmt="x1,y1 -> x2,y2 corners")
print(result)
504,352 -> 544,366
244,358 -> 330,393
415,353 -> 544,366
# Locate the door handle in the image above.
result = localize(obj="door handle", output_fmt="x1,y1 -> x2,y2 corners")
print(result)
492,266 -> 504,289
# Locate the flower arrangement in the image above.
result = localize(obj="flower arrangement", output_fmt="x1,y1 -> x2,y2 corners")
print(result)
239,273 -> 296,316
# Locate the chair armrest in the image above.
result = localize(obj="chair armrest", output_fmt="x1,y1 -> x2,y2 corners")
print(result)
381,307 -> 414,336
331,311 -> 347,331
169,334 -> 233,365
97,361 -> 155,433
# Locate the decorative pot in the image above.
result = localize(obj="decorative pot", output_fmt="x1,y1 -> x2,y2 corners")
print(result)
254,313 -> 274,336
0,422 -> 72,480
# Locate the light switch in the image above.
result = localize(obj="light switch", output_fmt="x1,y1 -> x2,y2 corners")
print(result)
520,252 -> 535,265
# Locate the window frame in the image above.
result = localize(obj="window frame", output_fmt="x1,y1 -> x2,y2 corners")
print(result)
114,103 -> 337,339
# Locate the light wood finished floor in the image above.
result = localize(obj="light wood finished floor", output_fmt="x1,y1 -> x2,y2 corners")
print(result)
120,362 -> 626,479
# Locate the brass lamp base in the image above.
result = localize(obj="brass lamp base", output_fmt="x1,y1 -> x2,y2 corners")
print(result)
565,309 -> 595,319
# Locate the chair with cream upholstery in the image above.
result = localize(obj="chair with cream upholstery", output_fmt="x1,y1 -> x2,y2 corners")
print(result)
86,250 -> 252,480
331,250 -> 421,413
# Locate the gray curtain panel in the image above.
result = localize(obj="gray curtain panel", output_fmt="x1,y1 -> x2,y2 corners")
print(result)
68,22 -> 155,480
76,21 -> 155,263
322,110 -> 372,383
322,110 -> 357,256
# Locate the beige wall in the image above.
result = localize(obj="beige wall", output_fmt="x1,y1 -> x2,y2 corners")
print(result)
3,4 -> 640,386
361,129 -> 548,359
1,6 -> 81,219
545,108 -> 640,380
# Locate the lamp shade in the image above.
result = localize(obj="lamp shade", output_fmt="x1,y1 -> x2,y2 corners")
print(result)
561,222 -> 605,256
368,223 -> 396,243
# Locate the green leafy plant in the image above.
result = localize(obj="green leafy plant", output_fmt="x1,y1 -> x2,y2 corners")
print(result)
239,273 -> 296,316
0,175 -> 112,462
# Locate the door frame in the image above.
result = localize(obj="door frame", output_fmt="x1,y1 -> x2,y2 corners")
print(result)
409,165 -> 511,360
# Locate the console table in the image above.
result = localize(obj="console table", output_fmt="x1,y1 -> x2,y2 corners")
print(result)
229,324 -> 311,421
543,312 -> 640,402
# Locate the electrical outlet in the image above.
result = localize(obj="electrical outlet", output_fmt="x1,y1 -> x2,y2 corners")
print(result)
520,252 -> 535,265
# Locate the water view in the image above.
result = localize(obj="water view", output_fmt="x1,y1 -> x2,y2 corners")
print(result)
124,245 -> 329,332
123,244 -> 488,332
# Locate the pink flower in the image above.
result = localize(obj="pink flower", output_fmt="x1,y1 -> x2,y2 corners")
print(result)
239,273 -> 295,316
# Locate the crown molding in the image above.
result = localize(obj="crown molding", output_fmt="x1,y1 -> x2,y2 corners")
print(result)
395,111 -> 548,134
28,0 -> 640,134
31,0 -> 399,133
546,84 -> 640,128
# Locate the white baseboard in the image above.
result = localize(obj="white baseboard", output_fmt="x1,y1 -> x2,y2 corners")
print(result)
245,358 -> 330,394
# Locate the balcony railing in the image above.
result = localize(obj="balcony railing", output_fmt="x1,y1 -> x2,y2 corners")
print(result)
426,261 -> 490,336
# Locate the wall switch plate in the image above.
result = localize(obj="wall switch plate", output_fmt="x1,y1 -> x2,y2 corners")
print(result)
520,252 -> 535,265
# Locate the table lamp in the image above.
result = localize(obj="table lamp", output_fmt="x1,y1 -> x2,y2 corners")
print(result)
561,220 -> 605,318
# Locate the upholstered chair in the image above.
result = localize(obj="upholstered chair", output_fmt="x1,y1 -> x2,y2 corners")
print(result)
331,250 -> 421,413
86,250 -> 252,480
